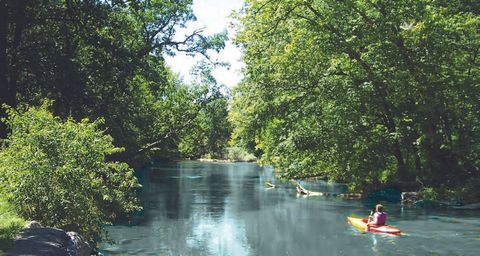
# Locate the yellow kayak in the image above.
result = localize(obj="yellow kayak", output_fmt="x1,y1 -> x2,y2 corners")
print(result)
347,217 -> 401,236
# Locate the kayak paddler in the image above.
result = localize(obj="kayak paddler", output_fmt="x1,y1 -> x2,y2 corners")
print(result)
366,204 -> 387,229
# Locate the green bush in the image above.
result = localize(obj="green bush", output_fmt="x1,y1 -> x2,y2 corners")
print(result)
225,147 -> 257,162
0,103 -> 141,241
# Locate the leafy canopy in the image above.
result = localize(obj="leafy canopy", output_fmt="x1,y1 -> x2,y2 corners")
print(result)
231,0 -> 480,200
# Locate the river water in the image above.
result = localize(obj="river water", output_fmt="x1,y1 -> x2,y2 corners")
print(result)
99,161 -> 480,255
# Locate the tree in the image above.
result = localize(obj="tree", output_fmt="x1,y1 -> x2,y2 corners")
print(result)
231,0 -> 480,199
0,0 -> 227,165
0,0 -> 29,138
0,103 -> 141,240
178,62 -> 232,159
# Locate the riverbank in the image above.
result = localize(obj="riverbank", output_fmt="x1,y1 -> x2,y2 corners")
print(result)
271,175 -> 480,209
267,164 -> 480,208
1,198 -> 92,255
0,199 -> 26,253
197,146 -> 257,163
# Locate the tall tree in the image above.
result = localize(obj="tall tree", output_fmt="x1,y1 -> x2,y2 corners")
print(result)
0,0 -> 228,165
0,0 -> 29,138
231,0 -> 480,199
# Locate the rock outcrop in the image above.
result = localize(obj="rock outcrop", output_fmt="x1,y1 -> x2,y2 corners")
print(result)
7,227 -> 77,256
7,223 -> 91,256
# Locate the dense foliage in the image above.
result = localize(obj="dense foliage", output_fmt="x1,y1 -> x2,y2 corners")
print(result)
0,0 -> 232,240
0,0 -> 229,239
0,104 -> 141,240
0,0 -> 229,163
178,63 -> 232,159
231,0 -> 480,200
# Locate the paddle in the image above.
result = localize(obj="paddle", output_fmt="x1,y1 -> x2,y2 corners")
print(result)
365,210 -> 374,232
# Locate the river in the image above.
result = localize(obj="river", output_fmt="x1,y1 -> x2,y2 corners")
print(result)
99,161 -> 480,255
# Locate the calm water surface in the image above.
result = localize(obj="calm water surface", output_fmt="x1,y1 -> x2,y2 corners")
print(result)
100,161 -> 480,255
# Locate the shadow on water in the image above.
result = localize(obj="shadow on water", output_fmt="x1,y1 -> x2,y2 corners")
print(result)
100,162 -> 480,256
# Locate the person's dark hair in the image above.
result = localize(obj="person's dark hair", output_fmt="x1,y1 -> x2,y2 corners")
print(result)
376,204 -> 384,212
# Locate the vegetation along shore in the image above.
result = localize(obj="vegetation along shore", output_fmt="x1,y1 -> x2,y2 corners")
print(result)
1,0 -> 479,254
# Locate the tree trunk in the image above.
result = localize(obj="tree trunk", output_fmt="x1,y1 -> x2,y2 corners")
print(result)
0,0 -> 10,138
0,0 -> 28,138
8,0 -> 26,106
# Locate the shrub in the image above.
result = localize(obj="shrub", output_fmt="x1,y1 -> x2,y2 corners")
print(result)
0,103 -> 141,241
226,146 -> 257,162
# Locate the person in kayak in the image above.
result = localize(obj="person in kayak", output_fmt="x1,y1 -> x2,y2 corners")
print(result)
367,204 -> 387,226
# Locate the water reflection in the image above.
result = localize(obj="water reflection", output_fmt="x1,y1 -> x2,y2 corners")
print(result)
100,161 -> 480,256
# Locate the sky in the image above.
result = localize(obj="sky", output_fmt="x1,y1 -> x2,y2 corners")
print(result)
164,0 -> 245,88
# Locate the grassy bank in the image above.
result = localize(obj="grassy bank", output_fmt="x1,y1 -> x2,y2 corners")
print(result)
0,199 -> 25,253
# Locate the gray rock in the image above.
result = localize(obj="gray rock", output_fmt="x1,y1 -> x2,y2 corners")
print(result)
67,232 -> 91,256
401,191 -> 421,204
24,221 -> 42,229
7,227 -> 77,256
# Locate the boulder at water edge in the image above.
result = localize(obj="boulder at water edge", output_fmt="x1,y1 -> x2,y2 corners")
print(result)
7,227 -> 91,256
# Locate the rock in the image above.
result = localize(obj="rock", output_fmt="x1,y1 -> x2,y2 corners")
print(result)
8,227 -> 91,256
7,227 -> 77,256
24,221 -> 42,229
67,232 -> 91,256
401,191 -> 421,204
